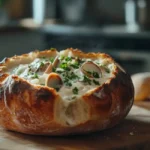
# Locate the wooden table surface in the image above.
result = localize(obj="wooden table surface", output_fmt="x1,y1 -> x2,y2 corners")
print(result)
0,102 -> 150,150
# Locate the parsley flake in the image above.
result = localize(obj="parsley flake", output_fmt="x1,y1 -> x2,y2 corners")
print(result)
50,48 -> 56,51
32,73 -> 39,79
65,57 -> 72,62
70,61 -> 79,69
93,71 -> 99,78
72,87 -> 78,95
93,79 -> 100,85
105,68 -> 110,73
60,63 -> 70,71
65,82 -> 72,86
83,75 -> 91,85
49,57 -> 54,63
40,61 -> 44,67
60,56 -> 65,60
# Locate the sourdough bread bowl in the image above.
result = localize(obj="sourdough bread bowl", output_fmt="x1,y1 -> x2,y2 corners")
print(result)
0,48 -> 134,135
132,72 -> 150,101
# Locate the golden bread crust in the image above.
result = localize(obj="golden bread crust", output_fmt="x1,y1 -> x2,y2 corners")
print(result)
132,72 -> 150,101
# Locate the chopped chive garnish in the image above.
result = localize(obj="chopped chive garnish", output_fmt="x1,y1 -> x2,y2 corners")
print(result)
49,57 -> 54,63
32,73 -> 39,79
72,87 -> 78,95
41,56 -> 46,59
50,48 -> 56,51
93,79 -> 100,85
41,83 -> 45,86
100,64 -> 110,73
56,70 -> 63,74
93,71 -> 99,78
60,55 -> 65,60
83,70 -> 92,76
105,68 -> 110,73
60,63 -> 70,71
71,62 -> 79,69
65,57 -> 72,62
52,67 -> 56,72
40,61 -> 44,67
83,75 -> 91,85
65,82 -> 72,86
84,70 -> 99,78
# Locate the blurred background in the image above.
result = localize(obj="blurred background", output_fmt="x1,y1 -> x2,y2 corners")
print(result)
0,0 -> 150,74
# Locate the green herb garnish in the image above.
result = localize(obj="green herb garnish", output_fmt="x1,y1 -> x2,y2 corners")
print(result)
65,57 -> 72,62
13,67 -> 22,75
100,64 -> 110,73
60,56 -> 65,60
72,87 -> 78,95
83,75 -> 91,85
41,56 -> 46,60
60,63 -> 70,71
50,48 -> 56,51
63,75 -> 72,86
65,82 -> 72,86
70,72 -> 79,80
83,70 -> 92,76
62,71 -> 79,87
40,83 -> 45,86
70,61 -> 79,69
32,73 -> 39,79
17,70 -> 22,75
105,68 -> 110,73
40,61 -> 45,67
56,70 -> 64,74
52,67 -> 56,72
93,79 -> 100,85
49,57 -> 54,63
93,71 -> 99,78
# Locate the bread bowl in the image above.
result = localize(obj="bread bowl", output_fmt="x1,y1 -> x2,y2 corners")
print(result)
0,48 -> 134,135
132,72 -> 150,101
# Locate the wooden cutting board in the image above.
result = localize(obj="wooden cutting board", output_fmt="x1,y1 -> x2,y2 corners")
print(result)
0,103 -> 150,150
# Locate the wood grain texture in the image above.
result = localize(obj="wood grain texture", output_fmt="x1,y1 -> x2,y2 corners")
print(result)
0,104 -> 149,150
